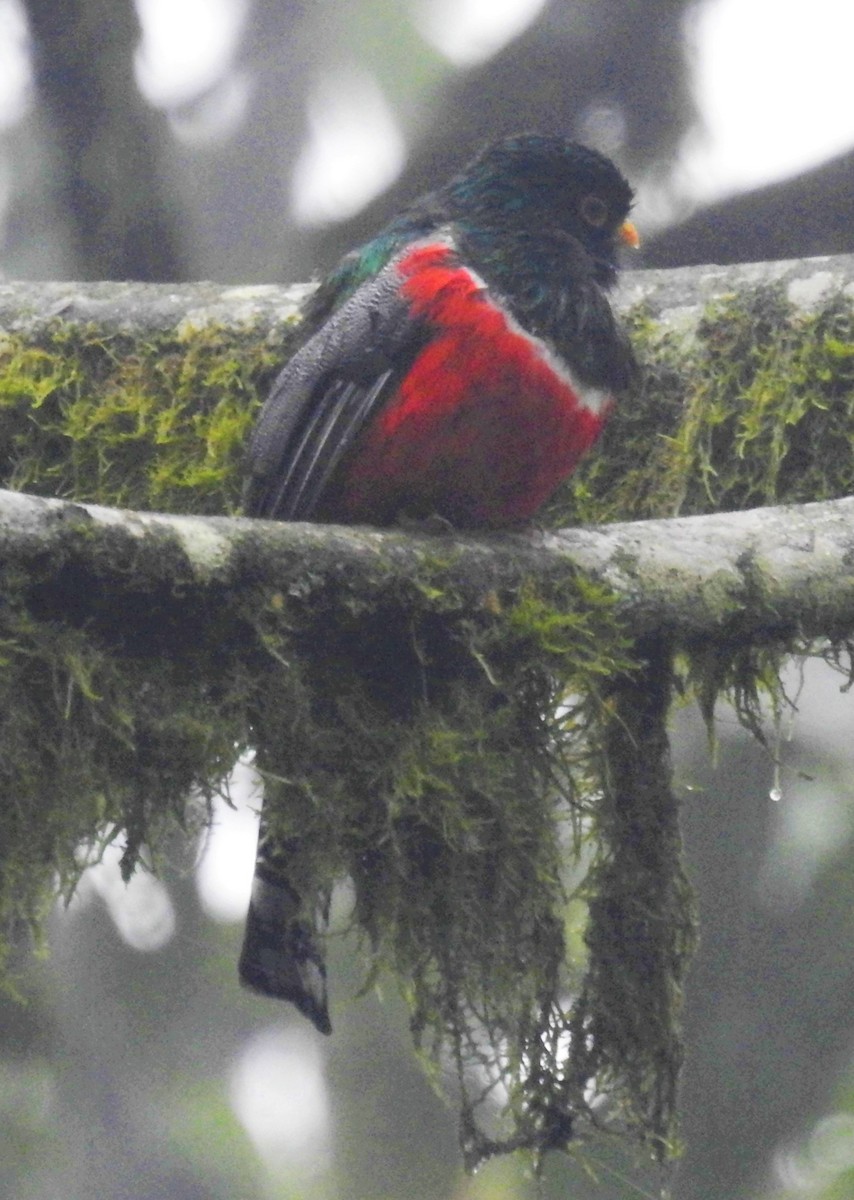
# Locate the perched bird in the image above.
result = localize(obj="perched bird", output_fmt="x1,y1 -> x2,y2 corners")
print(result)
240,133 -> 638,1032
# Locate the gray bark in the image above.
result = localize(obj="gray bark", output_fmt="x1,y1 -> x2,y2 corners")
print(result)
2,488 -> 852,645
2,251 -> 854,338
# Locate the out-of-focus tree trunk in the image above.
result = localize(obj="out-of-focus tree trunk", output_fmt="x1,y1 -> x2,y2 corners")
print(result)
24,0 -> 187,280
175,0 -> 311,283
646,146 -> 854,267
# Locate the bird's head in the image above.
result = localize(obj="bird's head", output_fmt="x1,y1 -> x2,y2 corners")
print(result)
442,133 -> 637,286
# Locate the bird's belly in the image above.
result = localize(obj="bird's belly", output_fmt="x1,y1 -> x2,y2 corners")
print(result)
334,301 -> 612,528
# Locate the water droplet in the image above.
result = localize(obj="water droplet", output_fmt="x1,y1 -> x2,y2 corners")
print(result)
769,786 -> 782,803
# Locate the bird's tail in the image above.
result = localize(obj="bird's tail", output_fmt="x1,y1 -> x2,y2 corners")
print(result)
238,851 -> 332,1035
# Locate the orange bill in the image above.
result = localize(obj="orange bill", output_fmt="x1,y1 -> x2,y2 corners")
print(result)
619,219 -> 640,249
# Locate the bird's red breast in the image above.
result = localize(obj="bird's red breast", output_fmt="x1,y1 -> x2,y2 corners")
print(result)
332,242 -> 615,527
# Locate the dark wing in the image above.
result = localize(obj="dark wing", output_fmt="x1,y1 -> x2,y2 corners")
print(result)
244,257 -> 427,520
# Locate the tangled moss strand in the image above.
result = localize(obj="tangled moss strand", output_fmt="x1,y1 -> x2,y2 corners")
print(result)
0,597 -> 250,986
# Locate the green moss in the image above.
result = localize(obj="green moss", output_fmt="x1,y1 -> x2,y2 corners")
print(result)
5,282 -> 853,526
0,321 -> 278,512
3,281 -> 854,1168
550,285 -> 854,525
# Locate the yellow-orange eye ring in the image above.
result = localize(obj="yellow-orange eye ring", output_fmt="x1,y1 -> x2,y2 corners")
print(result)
580,193 -> 609,228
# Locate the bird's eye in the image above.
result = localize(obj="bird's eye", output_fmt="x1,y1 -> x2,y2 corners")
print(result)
580,194 -> 609,228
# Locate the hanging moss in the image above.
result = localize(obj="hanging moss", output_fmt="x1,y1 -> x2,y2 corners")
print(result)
2,280 -> 854,1167
0,595 -> 250,979
244,572 -> 683,1166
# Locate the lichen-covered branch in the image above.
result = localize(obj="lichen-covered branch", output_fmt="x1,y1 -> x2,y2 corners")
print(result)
617,250 -> 854,324
4,255 -> 854,525
2,251 -> 853,338
2,488 -> 854,645
0,278 -> 311,339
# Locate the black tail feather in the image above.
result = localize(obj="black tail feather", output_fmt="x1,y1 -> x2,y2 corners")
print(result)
238,865 -> 332,1035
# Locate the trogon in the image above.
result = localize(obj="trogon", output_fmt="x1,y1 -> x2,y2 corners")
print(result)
240,133 -> 639,1033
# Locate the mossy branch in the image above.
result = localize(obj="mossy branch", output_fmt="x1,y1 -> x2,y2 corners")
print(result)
2,488 -> 853,643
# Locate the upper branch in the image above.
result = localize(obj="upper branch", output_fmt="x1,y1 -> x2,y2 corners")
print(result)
2,251 -> 854,336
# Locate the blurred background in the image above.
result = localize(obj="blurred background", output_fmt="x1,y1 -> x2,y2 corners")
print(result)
2,1 -> 854,1197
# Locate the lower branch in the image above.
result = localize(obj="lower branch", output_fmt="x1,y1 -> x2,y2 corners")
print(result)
1,488 -> 854,643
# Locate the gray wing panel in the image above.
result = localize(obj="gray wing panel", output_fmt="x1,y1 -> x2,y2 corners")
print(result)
244,255 -> 423,520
